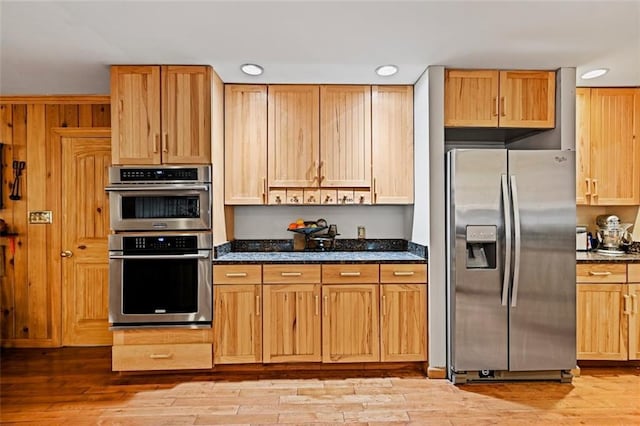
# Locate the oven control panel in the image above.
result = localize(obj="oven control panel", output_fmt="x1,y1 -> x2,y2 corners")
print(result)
120,168 -> 199,181
123,236 -> 198,254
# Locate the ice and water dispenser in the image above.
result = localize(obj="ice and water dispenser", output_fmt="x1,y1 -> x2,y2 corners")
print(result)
465,226 -> 497,269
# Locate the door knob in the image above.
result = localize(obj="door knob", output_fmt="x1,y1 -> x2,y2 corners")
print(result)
60,250 -> 73,258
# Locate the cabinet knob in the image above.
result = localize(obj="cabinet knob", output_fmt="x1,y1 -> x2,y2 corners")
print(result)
60,250 -> 73,258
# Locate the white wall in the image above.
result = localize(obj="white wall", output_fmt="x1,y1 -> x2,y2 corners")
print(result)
233,205 -> 413,240
411,69 -> 429,246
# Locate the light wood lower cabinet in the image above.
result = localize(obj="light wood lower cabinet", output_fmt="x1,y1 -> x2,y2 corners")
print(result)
576,263 -> 640,361
322,284 -> 380,363
380,284 -> 427,362
111,329 -> 212,371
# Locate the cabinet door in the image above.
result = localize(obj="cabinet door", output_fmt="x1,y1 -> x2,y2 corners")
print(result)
268,85 -> 319,188
320,85 -> 371,187
575,88 -> 592,205
576,283 -> 627,360
629,283 -> 640,360
372,86 -> 414,204
213,284 -> 262,364
444,69 -> 499,127
110,66 -> 161,165
263,284 -> 321,363
589,88 -> 640,205
380,284 -> 427,362
225,85 -> 268,204
161,66 -> 212,164
498,70 -> 555,128
322,284 -> 379,363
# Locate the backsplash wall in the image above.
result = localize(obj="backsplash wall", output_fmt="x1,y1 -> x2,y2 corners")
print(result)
233,205 -> 413,240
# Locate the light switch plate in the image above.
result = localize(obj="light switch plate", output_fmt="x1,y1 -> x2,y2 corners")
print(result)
29,210 -> 52,224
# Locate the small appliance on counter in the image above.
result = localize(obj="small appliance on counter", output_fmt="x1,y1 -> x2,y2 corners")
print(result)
576,226 -> 588,251
595,215 -> 633,255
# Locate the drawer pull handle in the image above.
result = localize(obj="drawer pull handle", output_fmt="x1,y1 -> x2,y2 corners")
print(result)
340,272 -> 361,277
323,295 -> 328,316
623,295 -> 631,315
588,271 -> 612,276
225,272 -> 248,278
281,272 -> 302,277
393,271 -> 415,276
149,353 -> 172,360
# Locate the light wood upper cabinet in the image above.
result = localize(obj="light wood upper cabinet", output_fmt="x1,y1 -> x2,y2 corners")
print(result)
575,87 -> 591,205
587,88 -> 639,205
268,85 -> 320,188
111,65 -> 211,165
445,69 -> 555,128
498,70 -> 555,128
445,70 -> 499,127
225,85 -> 268,204
111,66 -> 161,164
320,85 -> 371,187
322,284 -> 380,363
372,85 -> 414,204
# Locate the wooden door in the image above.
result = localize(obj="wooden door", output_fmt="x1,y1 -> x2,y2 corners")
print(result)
322,284 -> 379,363
267,85 -> 319,188
225,85 -> 268,204
444,69 -> 499,127
213,284 -> 262,364
498,70 -> 555,128
575,88 -> 592,205
61,133 -> 112,346
372,85 -> 414,204
263,284 -> 321,363
628,283 -> 640,360
320,85 -> 371,187
110,66 -> 161,165
576,283 -> 627,360
161,66 -> 211,164
589,88 -> 640,205
380,284 -> 427,362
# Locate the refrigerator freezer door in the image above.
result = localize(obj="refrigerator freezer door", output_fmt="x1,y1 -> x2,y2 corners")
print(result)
507,150 -> 576,371
448,149 -> 508,372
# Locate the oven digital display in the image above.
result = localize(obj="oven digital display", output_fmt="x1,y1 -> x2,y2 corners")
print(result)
122,236 -> 198,254
120,168 -> 199,181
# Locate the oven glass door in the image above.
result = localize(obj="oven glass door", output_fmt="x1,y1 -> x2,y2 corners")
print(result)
109,251 -> 212,325
108,185 -> 211,231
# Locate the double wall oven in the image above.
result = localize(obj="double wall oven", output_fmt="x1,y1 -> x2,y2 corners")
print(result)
106,165 -> 213,328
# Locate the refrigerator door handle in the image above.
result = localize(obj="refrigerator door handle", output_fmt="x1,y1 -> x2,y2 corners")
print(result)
510,175 -> 522,307
501,174 -> 512,306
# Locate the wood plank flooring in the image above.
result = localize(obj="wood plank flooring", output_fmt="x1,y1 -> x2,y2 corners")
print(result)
1,347 -> 639,425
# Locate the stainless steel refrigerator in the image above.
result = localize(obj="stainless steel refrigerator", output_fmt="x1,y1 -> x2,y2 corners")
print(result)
446,149 -> 576,384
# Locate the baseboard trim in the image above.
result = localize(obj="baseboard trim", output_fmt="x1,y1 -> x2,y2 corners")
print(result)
427,366 -> 447,379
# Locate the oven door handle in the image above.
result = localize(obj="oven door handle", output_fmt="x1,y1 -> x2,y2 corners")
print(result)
105,184 -> 210,192
109,253 -> 211,260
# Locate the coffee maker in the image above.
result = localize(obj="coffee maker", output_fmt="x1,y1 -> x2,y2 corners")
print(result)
595,215 -> 633,255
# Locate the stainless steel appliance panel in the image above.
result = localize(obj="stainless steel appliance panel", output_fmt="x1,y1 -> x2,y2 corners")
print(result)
507,150 -> 576,371
448,149 -> 509,371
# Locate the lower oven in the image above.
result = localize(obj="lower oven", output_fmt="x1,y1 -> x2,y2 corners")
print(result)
108,232 -> 212,328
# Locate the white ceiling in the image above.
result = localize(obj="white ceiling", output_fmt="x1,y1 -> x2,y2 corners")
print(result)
1,0 -> 639,94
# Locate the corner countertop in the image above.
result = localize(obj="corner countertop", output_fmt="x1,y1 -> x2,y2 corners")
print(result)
213,251 -> 427,264
576,251 -> 640,263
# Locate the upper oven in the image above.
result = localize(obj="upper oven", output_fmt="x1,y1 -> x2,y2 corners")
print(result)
106,165 -> 211,231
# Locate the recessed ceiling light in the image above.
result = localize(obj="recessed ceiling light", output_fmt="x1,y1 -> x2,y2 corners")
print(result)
375,65 -> 398,77
581,68 -> 609,80
241,63 -> 263,76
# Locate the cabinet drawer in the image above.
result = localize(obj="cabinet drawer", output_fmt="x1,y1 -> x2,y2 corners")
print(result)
380,264 -> 427,283
263,264 -> 321,284
576,263 -> 627,283
112,343 -> 212,371
322,264 -> 379,284
629,264 -> 640,282
214,265 -> 262,284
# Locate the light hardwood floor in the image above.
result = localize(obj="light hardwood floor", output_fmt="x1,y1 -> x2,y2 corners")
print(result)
1,347 -> 639,425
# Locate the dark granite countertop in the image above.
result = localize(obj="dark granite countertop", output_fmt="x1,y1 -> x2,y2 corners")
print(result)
577,251 -> 640,263
213,239 -> 427,264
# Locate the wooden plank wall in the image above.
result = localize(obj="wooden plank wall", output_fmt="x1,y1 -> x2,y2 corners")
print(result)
0,99 -> 110,347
